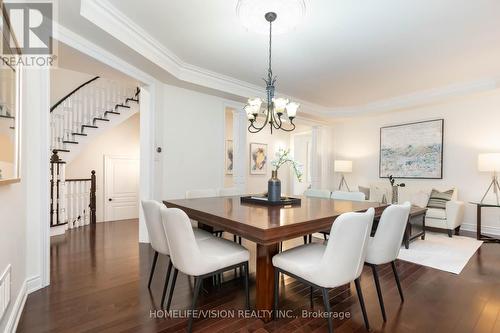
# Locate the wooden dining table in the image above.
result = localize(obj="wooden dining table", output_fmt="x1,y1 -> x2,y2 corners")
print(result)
163,196 -> 388,321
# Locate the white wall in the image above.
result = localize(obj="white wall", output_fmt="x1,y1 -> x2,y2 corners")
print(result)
0,182 -> 26,332
158,84 -> 225,199
158,84 -> 299,199
50,68 -> 93,105
66,113 -> 140,222
0,67 -> 50,332
223,108 -> 234,187
333,89 -> 500,233
245,128 -> 292,195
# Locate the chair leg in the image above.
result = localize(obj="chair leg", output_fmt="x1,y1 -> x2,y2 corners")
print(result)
243,262 -> 250,310
321,288 -> 333,333
309,234 -> 313,243
238,236 -> 242,244
391,261 -> 404,302
370,265 -> 387,321
165,268 -> 178,311
455,226 -> 461,236
273,268 -> 279,320
323,233 -> 328,241
447,229 -> 453,237
160,259 -> 173,307
187,277 -> 202,333
147,251 -> 159,289
303,235 -> 308,244
354,278 -> 370,331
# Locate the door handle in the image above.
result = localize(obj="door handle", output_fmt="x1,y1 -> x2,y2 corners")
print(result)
108,198 -> 113,202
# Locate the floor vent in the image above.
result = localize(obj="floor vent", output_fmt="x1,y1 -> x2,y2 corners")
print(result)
0,265 -> 11,321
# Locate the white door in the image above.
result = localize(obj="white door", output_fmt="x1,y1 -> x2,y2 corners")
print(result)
104,155 -> 139,222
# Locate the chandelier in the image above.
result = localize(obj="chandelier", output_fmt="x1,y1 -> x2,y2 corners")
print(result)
244,12 -> 299,134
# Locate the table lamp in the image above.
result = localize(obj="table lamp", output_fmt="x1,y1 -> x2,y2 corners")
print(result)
478,153 -> 500,205
334,160 -> 352,191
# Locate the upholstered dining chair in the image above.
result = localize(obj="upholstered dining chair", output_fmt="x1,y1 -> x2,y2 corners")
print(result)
319,191 -> 367,241
185,189 -> 224,237
273,208 -> 375,333
302,188 -> 332,244
330,190 -> 366,201
217,187 -> 244,244
217,187 -> 243,197
141,200 -> 212,307
161,206 -> 250,333
365,202 -> 411,321
303,188 -> 332,198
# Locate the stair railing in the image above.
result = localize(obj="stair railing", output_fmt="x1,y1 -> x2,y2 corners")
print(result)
50,151 -> 96,228
50,77 -> 137,151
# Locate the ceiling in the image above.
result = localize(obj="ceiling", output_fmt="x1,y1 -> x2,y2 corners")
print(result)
96,0 -> 500,108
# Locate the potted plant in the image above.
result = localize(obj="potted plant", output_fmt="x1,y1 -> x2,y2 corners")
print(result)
388,175 -> 406,204
268,149 -> 303,202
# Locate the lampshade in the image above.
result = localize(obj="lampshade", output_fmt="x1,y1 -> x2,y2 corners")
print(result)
334,160 -> 352,173
286,102 -> 299,118
273,97 -> 288,114
478,153 -> 500,172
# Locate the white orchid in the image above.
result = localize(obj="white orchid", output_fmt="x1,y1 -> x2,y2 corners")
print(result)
271,148 -> 303,182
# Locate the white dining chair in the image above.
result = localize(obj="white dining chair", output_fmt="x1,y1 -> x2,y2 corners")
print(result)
302,188 -> 332,244
319,191 -> 367,241
331,190 -> 366,201
141,200 -> 212,307
365,202 -> 411,321
217,187 -> 243,197
217,187 -> 244,244
304,188 -> 332,199
186,189 -> 224,237
273,208 -> 375,333
161,206 -> 250,333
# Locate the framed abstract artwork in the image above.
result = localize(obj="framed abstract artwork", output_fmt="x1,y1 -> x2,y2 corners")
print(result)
225,140 -> 233,175
379,119 -> 444,179
250,143 -> 267,175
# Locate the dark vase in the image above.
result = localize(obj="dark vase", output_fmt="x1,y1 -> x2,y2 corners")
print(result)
268,170 -> 281,202
391,186 -> 399,204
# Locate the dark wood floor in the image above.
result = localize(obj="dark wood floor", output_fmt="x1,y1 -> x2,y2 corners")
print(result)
18,220 -> 500,333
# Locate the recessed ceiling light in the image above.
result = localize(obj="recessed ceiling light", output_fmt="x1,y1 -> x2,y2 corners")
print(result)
236,0 -> 306,35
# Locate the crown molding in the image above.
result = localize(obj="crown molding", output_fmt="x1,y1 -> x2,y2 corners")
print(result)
79,0 -> 500,119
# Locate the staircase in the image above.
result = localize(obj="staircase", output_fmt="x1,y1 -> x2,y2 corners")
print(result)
50,76 -> 140,163
49,77 -> 139,234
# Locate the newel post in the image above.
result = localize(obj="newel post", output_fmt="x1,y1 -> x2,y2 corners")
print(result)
90,170 -> 97,224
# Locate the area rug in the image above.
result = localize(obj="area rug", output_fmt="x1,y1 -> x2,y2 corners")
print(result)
397,232 -> 483,274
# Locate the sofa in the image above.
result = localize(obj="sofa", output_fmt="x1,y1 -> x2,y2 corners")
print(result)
367,183 -> 465,237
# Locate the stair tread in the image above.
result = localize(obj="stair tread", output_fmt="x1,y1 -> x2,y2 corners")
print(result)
94,118 -> 110,121
53,149 -> 70,152
116,105 -> 131,109
82,125 -> 98,128
72,133 -> 87,136
105,111 -> 120,115
62,140 -> 78,144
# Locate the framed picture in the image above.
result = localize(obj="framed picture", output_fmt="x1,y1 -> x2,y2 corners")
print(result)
379,119 -> 444,179
250,143 -> 268,175
225,140 -> 233,175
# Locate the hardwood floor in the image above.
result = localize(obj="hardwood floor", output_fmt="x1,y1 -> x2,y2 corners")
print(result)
18,220 -> 500,333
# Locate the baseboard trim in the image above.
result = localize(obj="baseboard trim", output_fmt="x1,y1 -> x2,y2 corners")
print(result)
461,223 -> 500,236
4,280 -> 27,333
26,275 -> 42,294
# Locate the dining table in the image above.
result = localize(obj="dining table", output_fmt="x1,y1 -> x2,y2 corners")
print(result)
163,196 -> 388,321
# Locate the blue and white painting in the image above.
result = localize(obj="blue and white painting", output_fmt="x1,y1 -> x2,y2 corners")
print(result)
380,119 -> 443,179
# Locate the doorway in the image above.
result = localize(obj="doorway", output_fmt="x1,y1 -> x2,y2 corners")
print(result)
104,155 -> 140,221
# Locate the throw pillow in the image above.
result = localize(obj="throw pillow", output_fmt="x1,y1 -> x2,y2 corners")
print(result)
427,189 -> 454,209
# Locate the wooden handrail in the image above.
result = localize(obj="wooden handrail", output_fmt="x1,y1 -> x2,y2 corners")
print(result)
50,76 -> 100,113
